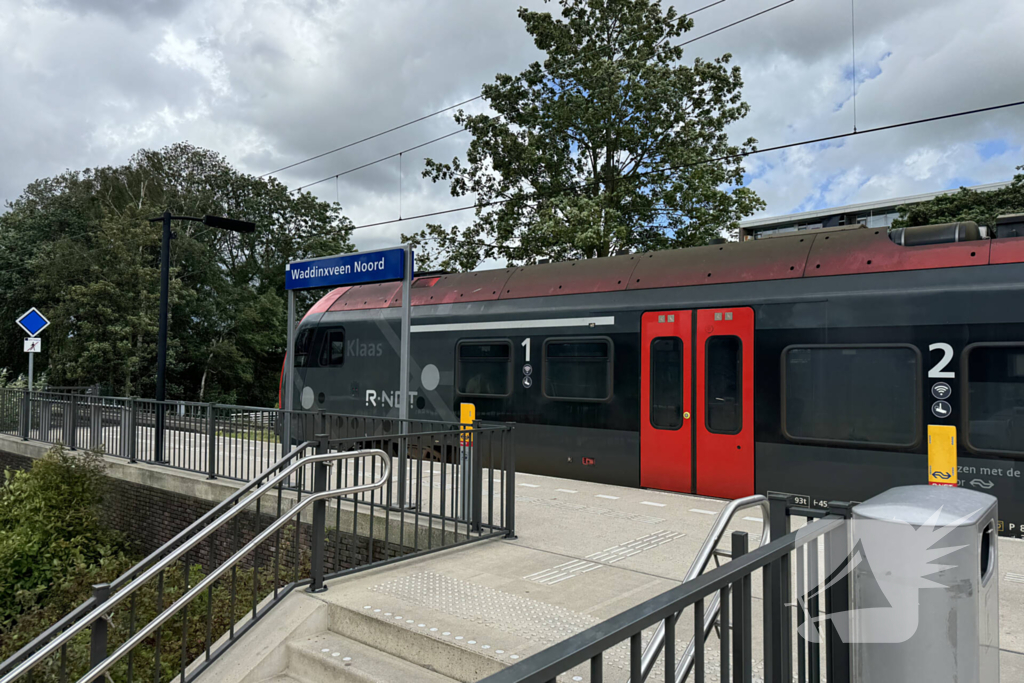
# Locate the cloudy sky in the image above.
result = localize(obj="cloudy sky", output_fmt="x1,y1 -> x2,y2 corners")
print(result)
1,0 -> 1022,254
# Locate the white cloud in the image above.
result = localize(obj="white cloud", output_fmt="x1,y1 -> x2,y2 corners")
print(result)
0,0 -> 1021,252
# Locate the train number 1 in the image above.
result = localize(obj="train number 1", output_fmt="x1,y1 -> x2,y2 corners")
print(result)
522,337 -> 531,362
929,342 -> 955,379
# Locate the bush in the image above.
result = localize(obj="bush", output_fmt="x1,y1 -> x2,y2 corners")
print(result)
0,444 -> 132,628
0,445 -> 309,682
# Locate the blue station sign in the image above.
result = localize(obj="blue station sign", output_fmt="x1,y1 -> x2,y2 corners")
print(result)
285,248 -> 407,291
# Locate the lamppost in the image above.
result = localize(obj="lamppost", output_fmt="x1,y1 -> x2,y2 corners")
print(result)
147,210 -> 256,462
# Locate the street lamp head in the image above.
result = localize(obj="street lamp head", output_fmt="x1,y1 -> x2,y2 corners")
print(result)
202,215 -> 256,233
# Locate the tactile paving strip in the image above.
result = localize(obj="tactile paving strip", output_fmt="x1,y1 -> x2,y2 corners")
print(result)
524,530 -> 685,585
369,571 -> 599,643
516,495 -> 666,524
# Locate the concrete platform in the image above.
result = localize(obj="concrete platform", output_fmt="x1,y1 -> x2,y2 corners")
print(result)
200,467 -> 1024,682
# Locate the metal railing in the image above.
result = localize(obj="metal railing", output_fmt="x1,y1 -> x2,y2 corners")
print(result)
0,407 -> 516,683
0,388 -> 475,484
478,498 -> 854,683
633,495 -> 771,683
0,439 -> 391,683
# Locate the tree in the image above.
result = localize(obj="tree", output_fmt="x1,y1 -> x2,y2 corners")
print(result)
405,0 -> 763,271
0,143 -> 353,404
891,165 -> 1024,231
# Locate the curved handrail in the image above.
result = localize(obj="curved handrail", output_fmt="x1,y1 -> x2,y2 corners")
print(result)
632,495 -> 771,683
0,448 -> 390,683
0,440 -> 316,678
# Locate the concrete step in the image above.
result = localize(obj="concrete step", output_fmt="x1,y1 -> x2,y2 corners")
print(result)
258,675 -> 304,683
286,631 -> 457,683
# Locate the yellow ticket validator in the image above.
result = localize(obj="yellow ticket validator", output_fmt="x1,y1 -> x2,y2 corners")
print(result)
927,424 -> 957,487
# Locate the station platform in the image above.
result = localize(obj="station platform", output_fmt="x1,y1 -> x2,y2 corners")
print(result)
203,468 -> 1024,682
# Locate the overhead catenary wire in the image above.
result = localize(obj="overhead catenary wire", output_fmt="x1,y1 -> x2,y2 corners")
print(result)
293,0 -> 803,203
258,95 -> 482,179
680,0 -> 796,46
291,129 -> 467,193
340,98 -> 1024,232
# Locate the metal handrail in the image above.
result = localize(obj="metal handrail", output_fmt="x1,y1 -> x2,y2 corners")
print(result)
0,441 -> 316,678
632,494 -> 771,683
111,440 -> 316,589
0,448 -> 391,683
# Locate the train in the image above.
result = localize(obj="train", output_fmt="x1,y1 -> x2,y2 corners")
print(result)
284,216 -> 1024,537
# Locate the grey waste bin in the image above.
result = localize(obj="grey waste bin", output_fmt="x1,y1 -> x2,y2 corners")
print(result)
850,485 -> 998,683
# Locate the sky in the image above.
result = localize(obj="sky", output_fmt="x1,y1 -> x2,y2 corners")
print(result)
1,0 -> 1022,256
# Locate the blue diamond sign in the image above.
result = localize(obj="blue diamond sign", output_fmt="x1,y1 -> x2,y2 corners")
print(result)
16,308 -> 49,337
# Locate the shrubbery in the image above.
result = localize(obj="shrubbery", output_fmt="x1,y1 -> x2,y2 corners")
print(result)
0,445 -> 132,629
0,445 -> 306,682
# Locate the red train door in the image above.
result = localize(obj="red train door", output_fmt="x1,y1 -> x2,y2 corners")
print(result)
640,307 -> 754,499
694,307 -> 754,499
640,310 -> 693,493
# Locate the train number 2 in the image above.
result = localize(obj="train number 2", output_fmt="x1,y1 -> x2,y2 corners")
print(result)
928,342 -> 955,378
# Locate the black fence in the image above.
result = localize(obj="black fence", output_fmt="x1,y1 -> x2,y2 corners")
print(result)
478,496 -> 853,683
0,388 -> 487,488
0,401 -> 516,683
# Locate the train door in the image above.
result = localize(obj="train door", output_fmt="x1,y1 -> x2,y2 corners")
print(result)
694,307 -> 754,499
640,310 -> 692,492
640,307 -> 754,498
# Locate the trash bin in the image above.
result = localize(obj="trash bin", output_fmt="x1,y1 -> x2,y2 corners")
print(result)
850,485 -> 998,683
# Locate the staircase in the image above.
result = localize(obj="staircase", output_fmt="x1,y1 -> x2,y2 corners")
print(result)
263,632 -> 455,683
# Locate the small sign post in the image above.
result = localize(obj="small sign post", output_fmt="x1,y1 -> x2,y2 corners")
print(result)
16,308 -> 50,393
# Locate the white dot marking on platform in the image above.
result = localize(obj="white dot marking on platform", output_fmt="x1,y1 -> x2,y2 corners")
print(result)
556,488 -> 578,494
689,508 -> 717,515
596,494 -> 619,500
520,483 -> 540,488
641,501 -> 667,507
363,605 -> 371,609
511,655 -> 520,660
343,657 -> 351,662
321,648 -> 330,652
418,623 -> 426,627
331,652 -> 340,657
743,516 -> 763,522
468,640 -> 476,644
443,632 -> 451,636
374,609 -> 381,613
430,628 -> 438,632
456,636 -> 464,640
496,650 -> 504,654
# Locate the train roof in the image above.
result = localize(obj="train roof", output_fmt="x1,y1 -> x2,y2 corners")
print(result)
306,223 -> 1024,316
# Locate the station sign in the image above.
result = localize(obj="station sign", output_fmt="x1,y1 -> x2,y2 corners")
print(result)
285,248 -> 407,291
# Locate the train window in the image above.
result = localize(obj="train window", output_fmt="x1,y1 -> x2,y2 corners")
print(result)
294,328 -> 314,367
543,338 -> 612,401
456,341 -> 512,397
782,345 -> 920,447
965,343 -> 1024,455
706,336 -> 742,434
318,329 -> 345,366
651,337 -> 684,429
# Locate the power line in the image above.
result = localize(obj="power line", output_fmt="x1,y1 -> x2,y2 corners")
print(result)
258,95 -> 482,178
292,129 -> 467,193
342,98 -> 1024,232
680,0 -> 796,46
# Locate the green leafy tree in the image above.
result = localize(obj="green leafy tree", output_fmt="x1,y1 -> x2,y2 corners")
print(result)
891,165 -> 1024,231
405,0 -> 763,270
0,143 -> 353,404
